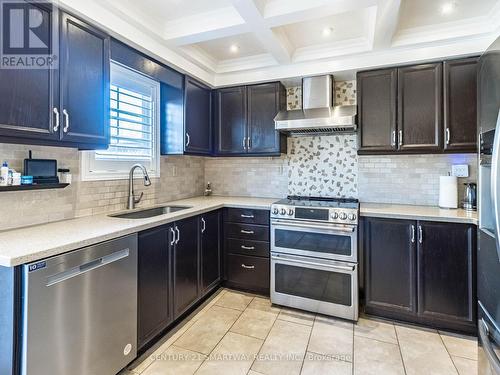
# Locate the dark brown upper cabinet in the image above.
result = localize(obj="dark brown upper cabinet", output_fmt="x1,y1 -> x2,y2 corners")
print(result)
443,57 -> 478,152
215,82 -> 286,156
184,76 -> 212,155
215,86 -> 247,155
398,63 -> 443,152
357,69 -> 397,153
247,82 -> 287,155
0,6 -> 110,150
0,2 -> 59,144
59,12 -> 110,148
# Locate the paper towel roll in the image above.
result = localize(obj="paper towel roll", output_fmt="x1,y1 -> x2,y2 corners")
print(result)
439,176 -> 458,209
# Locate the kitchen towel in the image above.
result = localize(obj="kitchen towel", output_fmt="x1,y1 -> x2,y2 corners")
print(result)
439,176 -> 458,209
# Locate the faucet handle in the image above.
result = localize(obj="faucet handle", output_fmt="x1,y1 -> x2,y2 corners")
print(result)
134,192 -> 144,204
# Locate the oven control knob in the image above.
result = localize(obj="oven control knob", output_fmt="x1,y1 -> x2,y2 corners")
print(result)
288,209 -> 294,216
280,208 -> 287,215
331,212 -> 339,220
339,212 -> 348,220
348,213 -> 357,221
272,208 -> 279,215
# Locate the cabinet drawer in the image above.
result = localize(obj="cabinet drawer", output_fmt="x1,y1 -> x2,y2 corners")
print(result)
224,208 -> 269,225
225,223 -> 269,241
226,254 -> 269,291
226,238 -> 269,258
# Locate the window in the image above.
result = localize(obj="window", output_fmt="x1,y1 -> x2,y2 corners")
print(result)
82,62 -> 160,181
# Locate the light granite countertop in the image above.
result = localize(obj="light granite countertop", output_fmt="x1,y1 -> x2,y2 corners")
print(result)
0,196 -> 277,267
360,202 -> 478,225
0,196 -> 479,267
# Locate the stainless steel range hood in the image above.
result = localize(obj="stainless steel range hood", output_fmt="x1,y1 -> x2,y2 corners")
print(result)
274,75 -> 357,136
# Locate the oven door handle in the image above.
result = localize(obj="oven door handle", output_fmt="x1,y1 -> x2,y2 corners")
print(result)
272,254 -> 355,272
271,219 -> 355,233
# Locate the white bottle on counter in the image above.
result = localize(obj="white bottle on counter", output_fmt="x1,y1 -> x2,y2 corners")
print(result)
0,161 -> 9,186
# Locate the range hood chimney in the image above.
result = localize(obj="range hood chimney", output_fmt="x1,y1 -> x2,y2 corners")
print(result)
274,75 -> 357,136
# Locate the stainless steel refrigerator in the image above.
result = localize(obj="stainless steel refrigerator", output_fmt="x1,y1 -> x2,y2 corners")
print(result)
478,35 -> 500,375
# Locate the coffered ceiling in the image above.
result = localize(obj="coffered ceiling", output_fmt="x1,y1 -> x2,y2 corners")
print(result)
60,0 -> 500,87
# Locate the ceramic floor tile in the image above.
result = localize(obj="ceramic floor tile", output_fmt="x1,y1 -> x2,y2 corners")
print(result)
308,316 -> 353,362
230,307 -> 278,339
353,336 -> 405,375
396,325 -> 458,375
452,356 -> 478,375
277,307 -> 316,326
301,352 -> 352,375
215,290 -> 254,311
248,296 -> 281,314
248,371 -> 265,375
252,319 -> 312,375
174,305 -> 241,355
195,332 -> 263,375
141,346 -> 206,375
354,317 -> 398,345
440,331 -> 478,360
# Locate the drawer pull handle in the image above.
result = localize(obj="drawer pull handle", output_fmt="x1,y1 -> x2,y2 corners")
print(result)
240,230 -> 254,234
241,245 -> 255,250
241,264 -> 255,269
241,214 -> 254,218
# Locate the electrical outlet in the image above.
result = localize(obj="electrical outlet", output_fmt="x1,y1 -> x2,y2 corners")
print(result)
172,166 -> 177,177
451,164 -> 469,178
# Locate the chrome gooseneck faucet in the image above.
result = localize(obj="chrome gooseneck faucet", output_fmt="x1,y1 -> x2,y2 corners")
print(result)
127,164 -> 151,209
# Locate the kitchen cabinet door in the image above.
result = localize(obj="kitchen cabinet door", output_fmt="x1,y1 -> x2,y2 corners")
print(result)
398,63 -> 442,152
247,82 -> 286,155
357,69 -> 398,153
200,210 -> 221,295
184,76 -> 212,155
173,216 -> 200,318
364,218 -> 417,317
138,226 -> 172,350
59,12 -> 109,147
0,2 -> 59,143
443,57 -> 479,152
215,86 -> 247,155
417,222 -> 476,330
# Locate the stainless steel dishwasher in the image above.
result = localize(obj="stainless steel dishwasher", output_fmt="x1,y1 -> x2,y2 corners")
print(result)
21,234 -> 138,375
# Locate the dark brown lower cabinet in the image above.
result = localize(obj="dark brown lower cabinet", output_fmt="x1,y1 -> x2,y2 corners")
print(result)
363,217 -> 476,333
137,225 -> 172,350
200,210 -> 221,295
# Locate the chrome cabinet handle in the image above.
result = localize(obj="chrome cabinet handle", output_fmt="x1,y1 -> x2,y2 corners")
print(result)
240,229 -> 254,234
241,245 -> 255,250
398,130 -> 403,147
391,130 -> 396,147
418,225 -> 423,244
170,227 -> 176,246
247,137 -> 251,149
411,225 -> 415,243
53,107 -> 60,132
446,128 -> 451,145
185,132 -> 190,147
240,214 -> 254,218
201,218 -> 206,233
241,264 -> 255,269
62,109 -> 69,133
175,226 -> 180,244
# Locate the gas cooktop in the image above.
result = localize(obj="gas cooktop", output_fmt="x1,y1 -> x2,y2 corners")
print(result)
271,196 -> 359,224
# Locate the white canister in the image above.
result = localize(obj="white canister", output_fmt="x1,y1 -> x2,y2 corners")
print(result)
439,176 -> 458,209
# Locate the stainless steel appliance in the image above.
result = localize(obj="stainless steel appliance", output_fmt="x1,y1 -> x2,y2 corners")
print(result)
478,35 -> 500,375
274,75 -> 357,136
21,235 -> 138,375
463,182 -> 477,211
270,196 -> 359,321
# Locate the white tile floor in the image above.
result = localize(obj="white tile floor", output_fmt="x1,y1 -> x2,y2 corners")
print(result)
123,289 -> 478,375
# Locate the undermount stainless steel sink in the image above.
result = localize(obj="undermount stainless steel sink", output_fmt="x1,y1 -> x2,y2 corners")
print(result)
109,205 -> 191,219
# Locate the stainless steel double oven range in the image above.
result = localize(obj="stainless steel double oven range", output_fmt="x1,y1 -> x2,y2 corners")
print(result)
270,196 -> 359,321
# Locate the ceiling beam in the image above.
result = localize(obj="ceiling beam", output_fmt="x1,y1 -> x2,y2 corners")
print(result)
231,0 -> 292,64
371,0 -> 402,49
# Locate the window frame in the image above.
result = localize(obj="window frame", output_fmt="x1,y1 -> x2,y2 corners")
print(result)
81,61 -> 161,181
